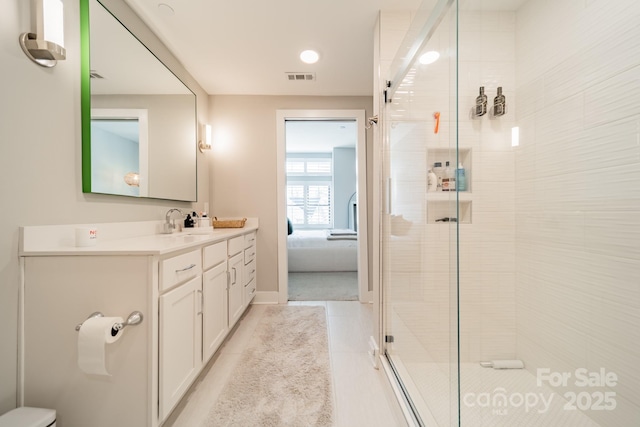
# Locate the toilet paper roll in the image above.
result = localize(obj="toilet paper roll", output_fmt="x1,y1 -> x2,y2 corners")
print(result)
77,316 -> 124,375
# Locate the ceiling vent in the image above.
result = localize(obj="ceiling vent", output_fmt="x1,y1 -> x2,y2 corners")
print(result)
285,72 -> 315,81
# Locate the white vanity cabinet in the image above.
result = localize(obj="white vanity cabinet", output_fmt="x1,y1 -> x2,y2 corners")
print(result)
227,236 -> 245,329
158,249 -> 203,420
19,220 -> 258,427
202,241 -> 228,363
243,231 -> 257,307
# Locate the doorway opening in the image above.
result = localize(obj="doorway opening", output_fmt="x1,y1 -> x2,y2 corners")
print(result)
276,110 -> 369,303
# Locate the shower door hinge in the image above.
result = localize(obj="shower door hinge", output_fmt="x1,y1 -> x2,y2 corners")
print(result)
385,335 -> 394,343
384,80 -> 392,103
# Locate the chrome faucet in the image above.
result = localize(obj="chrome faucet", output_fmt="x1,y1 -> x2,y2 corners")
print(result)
163,208 -> 184,234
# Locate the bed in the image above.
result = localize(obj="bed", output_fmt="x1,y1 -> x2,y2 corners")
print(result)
287,229 -> 358,272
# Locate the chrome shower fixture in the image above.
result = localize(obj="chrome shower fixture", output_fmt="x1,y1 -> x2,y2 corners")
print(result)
474,87 -> 488,117
365,115 -> 378,129
492,87 -> 506,117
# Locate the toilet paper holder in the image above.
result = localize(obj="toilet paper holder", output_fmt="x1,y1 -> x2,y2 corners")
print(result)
75,311 -> 144,336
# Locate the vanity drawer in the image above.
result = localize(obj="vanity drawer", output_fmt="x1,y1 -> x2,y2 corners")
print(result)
244,259 -> 256,285
228,236 -> 244,257
244,232 -> 256,248
203,241 -> 226,270
244,246 -> 256,265
245,277 -> 256,302
160,249 -> 201,292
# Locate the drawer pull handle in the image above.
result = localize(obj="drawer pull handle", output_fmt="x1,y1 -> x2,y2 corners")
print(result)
251,269 -> 256,274
175,263 -> 196,273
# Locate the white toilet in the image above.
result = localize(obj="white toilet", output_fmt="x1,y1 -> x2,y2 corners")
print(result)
0,407 -> 56,427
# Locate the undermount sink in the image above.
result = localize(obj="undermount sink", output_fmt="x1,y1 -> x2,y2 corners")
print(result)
159,228 -> 225,237
184,227 -> 217,235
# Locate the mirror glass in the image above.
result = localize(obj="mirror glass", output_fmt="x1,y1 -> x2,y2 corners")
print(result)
81,0 -> 197,201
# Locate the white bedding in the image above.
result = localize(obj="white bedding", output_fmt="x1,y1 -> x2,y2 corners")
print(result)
287,229 -> 358,272
287,230 -> 357,248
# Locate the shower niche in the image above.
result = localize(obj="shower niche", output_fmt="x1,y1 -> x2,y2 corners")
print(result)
427,148 -> 472,224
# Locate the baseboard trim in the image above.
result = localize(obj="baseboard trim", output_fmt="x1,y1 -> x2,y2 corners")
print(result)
252,291 -> 279,304
362,290 -> 373,303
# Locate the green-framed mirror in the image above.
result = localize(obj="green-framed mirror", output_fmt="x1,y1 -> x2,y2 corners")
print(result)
81,0 -> 197,201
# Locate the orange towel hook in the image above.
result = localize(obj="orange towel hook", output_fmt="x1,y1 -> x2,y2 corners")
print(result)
434,112 -> 440,134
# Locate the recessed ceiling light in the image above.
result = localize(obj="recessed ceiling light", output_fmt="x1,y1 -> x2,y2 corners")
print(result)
300,50 -> 320,64
419,50 -> 440,65
158,3 -> 175,16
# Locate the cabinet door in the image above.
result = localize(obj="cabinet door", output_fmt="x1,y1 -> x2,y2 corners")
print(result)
228,252 -> 244,328
159,276 -> 201,421
203,261 -> 228,363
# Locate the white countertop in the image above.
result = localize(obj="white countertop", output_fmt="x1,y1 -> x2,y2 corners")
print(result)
20,218 -> 259,256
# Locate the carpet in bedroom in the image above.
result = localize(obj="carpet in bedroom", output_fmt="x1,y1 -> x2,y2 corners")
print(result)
288,272 -> 358,301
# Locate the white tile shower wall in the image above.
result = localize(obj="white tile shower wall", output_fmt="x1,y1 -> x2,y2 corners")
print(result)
379,11 -> 417,84
380,15 -> 456,426
380,8 -> 518,365
515,0 -> 640,425
381,13 -> 455,381
457,9 -> 517,363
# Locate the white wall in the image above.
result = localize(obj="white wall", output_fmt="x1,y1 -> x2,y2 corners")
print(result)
333,147 -> 357,230
208,95 -> 373,294
515,0 -> 640,425
0,0 -> 209,413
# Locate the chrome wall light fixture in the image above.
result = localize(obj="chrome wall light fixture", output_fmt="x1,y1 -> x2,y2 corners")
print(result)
19,0 -> 66,68
198,124 -> 212,153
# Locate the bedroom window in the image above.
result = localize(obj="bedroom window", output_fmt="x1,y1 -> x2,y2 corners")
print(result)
286,155 -> 332,228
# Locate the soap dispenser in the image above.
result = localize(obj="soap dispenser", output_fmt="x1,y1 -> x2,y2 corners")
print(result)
475,86 -> 488,117
184,213 -> 194,228
492,87 -> 506,117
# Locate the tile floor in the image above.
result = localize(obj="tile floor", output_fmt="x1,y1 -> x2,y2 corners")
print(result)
164,301 -> 408,427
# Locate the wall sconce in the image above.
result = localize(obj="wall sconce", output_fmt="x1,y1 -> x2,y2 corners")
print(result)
198,124 -> 212,153
19,0 -> 66,68
124,172 -> 140,187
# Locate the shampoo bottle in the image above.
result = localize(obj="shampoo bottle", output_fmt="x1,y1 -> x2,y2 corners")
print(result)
456,162 -> 467,191
433,162 -> 443,191
443,161 -> 456,191
427,169 -> 438,192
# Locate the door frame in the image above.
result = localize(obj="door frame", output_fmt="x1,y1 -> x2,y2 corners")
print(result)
276,109 -> 369,304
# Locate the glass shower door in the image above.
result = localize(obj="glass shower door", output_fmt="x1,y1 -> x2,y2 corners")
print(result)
381,0 -> 640,425
381,1 -> 459,425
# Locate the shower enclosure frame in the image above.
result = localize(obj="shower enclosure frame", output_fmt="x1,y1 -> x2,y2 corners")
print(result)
379,0 -> 640,425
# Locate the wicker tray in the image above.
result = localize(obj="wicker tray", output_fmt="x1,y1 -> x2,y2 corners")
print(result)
212,217 -> 247,228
